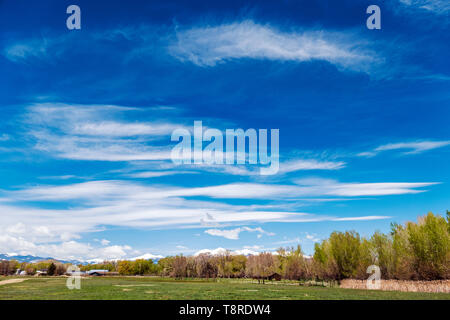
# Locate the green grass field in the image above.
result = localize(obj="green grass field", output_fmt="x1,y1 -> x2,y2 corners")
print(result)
0,276 -> 449,300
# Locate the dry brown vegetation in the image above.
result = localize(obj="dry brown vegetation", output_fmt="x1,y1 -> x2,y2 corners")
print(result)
340,279 -> 450,293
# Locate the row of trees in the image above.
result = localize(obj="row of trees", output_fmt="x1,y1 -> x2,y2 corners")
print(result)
1,212 -> 448,280
0,260 -> 67,276
156,212 -> 450,281
117,259 -> 158,275
313,212 -> 449,280
158,252 -> 247,278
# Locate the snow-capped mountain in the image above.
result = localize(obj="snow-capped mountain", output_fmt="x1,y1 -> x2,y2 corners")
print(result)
0,253 -> 83,265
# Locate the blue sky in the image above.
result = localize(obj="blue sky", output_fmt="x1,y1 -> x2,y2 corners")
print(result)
0,0 -> 449,261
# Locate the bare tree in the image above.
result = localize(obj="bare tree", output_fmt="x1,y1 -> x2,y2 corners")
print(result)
171,255 -> 187,279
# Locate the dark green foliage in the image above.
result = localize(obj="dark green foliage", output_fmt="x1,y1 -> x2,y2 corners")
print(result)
329,231 -> 361,279
47,263 -> 56,276
313,212 -> 449,280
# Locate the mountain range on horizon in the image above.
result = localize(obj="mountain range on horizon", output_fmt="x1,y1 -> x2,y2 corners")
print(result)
0,253 -> 92,265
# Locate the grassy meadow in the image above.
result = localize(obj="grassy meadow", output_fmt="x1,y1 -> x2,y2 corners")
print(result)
0,276 -> 449,300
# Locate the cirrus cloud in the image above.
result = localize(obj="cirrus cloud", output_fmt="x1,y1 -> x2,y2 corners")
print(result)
205,226 -> 275,240
358,140 -> 450,157
169,20 -> 379,73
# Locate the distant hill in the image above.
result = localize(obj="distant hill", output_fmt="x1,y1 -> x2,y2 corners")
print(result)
0,253 -> 161,265
0,253 -> 83,265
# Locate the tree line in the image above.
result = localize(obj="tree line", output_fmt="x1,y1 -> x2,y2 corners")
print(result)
313,211 -> 449,280
0,260 -> 66,276
1,211 -> 449,281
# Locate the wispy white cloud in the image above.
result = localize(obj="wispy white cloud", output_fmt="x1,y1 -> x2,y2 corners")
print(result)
0,184 -> 315,249
358,140 -> 450,157
71,121 -> 182,137
23,103 -> 184,162
38,175 -> 79,180
1,25 -> 163,64
200,212 -> 220,227
8,179 -> 437,203
331,216 -> 392,221
205,226 -> 275,240
275,237 -> 302,245
375,141 -> 450,154
188,158 -> 345,176
179,181 -> 436,198
205,228 -> 242,240
126,170 -> 197,178
3,20 -> 434,81
398,0 -> 450,14
4,41 -> 49,62
305,233 -> 321,242
21,102 -> 348,177
4,21 -> 379,74
293,177 -> 438,196
100,239 -> 111,246
0,175 -> 403,260
170,20 -> 378,72
0,178 -> 402,257
279,159 -> 345,173
275,233 -> 321,245
0,175 -> 415,262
